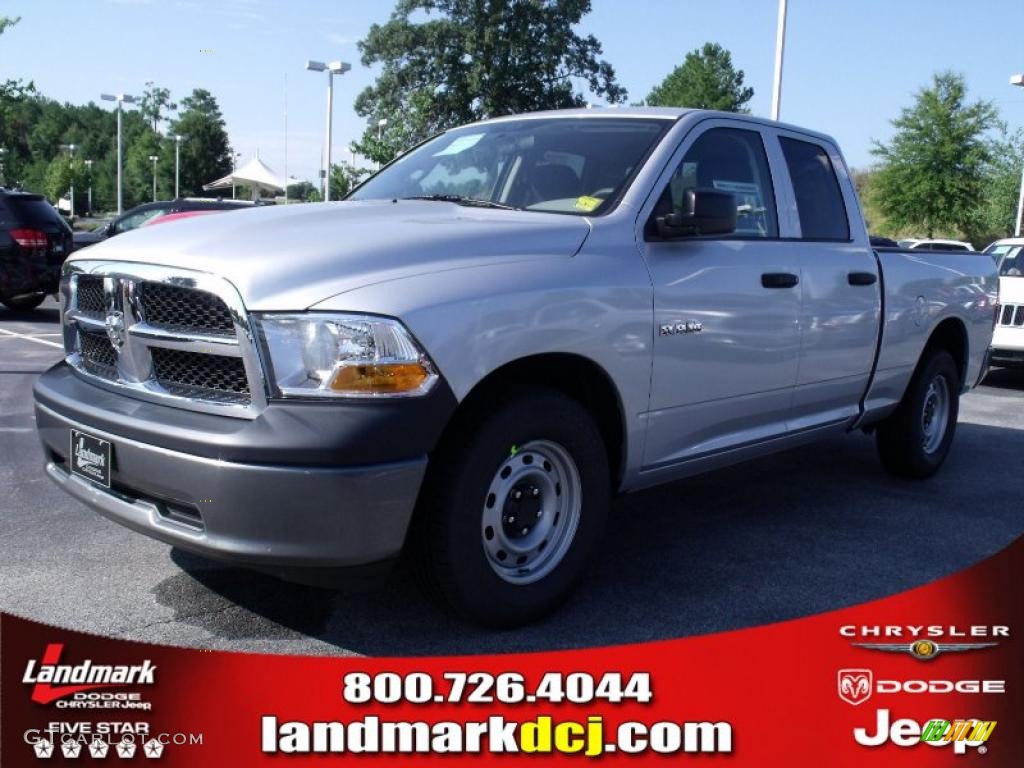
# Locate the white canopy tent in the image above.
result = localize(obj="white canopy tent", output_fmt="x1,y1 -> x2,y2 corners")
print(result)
203,151 -> 300,200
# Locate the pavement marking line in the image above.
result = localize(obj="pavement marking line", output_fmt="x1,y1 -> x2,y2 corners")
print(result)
0,328 -> 64,349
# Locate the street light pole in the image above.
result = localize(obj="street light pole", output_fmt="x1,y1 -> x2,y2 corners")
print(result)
231,151 -> 241,199
149,155 -> 159,202
60,144 -> 77,218
173,135 -> 183,199
101,93 -> 137,214
84,159 -> 93,214
377,118 -> 388,170
306,59 -> 351,202
1012,74 -> 1024,237
0,148 -> 7,187
770,0 -> 788,121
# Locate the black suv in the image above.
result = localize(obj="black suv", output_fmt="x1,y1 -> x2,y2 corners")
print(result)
72,198 -> 264,249
0,189 -> 74,311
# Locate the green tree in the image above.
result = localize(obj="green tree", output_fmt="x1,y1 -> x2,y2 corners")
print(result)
972,126 -> 1024,243
330,161 -> 371,198
289,180 -> 317,202
871,72 -> 997,240
43,153 -> 90,210
167,89 -> 231,197
353,0 -> 626,165
124,126 -> 163,204
139,81 -> 177,134
1,14 -> 36,188
0,14 -> 19,38
646,42 -> 753,112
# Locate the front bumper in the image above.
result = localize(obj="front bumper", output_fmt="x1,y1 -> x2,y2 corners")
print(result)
990,348 -> 1024,367
34,363 -> 457,576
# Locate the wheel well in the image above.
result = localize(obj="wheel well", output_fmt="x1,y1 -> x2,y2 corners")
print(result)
447,354 -> 626,488
924,317 -> 968,386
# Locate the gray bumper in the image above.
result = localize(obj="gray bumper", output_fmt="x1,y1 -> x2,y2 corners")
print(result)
36,402 -> 427,571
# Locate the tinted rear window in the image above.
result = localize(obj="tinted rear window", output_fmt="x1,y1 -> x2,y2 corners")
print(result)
779,137 -> 850,240
1,196 -> 69,231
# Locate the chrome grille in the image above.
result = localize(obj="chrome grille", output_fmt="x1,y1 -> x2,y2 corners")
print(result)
62,262 -> 266,419
76,276 -> 105,315
151,348 -> 249,398
79,330 -> 117,378
140,282 -> 235,334
999,304 -> 1024,327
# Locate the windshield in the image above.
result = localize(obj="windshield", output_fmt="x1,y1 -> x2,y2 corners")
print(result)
349,117 -> 672,215
1,195 -> 70,231
989,244 -> 1024,276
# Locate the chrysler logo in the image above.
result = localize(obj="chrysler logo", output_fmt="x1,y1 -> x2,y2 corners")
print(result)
104,310 -> 126,350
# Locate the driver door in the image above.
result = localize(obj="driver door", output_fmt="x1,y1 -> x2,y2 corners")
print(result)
638,121 -> 801,474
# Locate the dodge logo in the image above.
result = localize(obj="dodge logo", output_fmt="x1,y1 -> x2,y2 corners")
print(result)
838,669 -> 873,706
104,310 -> 125,351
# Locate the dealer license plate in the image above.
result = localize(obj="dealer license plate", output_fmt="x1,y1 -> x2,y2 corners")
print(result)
69,429 -> 112,488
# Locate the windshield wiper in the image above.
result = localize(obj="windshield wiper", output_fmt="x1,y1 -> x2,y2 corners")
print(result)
400,194 -> 518,211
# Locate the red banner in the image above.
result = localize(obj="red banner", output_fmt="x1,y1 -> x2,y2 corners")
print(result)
3,535 -> 1021,765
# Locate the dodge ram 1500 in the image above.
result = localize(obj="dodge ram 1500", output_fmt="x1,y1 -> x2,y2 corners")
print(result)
34,108 -> 998,626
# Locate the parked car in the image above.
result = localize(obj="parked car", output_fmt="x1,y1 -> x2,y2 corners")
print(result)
983,237 -> 1024,367
868,235 -> 899,248
897,238 -> 975,252
35,108 -> 998,626
143,209 -> 225,227
72,198 -> 263,249
0,189 -> 73,310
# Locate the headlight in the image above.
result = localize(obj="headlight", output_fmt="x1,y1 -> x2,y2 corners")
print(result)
256,313 -> 438,398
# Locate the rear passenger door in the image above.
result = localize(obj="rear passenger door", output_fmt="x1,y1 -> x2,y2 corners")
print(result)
771,131 -> 880,430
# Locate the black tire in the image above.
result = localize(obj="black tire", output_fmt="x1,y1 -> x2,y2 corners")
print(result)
2,293 -> 46,311
876,347 -> 960,479
416,389 -> 610,628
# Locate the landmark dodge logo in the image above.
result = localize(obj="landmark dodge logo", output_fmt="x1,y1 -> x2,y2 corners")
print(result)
838,669 -> 873,706
22,644 -> 156,704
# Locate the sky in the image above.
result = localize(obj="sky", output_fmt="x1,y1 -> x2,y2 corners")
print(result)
2,0 -> 1022,187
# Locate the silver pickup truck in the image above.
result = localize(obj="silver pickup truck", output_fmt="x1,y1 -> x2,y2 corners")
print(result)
34,108 -> 997,627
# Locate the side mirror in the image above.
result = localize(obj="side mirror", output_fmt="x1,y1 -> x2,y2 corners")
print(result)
655,188 -> 736,239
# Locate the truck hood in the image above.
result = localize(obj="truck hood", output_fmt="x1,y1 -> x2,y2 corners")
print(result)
70,200 -> 591,309
999,276 -> 1024,304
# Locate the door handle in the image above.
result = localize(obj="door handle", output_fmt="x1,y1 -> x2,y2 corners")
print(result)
761,272 -> 799,289
848,271 -> 878,286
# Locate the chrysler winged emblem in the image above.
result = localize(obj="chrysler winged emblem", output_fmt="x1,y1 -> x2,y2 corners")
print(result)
837,668 -> 873,706
104,309 -> 126,351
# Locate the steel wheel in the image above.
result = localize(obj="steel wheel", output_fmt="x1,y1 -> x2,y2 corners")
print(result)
920,374 -> 950,454
480,439 -> 582,585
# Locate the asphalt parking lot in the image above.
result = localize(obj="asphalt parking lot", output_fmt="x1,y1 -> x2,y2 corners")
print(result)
2,297 -> 1023,657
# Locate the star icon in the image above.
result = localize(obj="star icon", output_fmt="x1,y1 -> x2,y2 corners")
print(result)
116,740 -> 137,758
61,740 -> 83,758
89,739 -> 110,758
33,738 -> 54,759
143,738 -> 165,758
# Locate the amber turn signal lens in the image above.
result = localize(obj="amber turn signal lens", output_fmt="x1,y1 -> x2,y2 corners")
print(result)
329,362 -> 430,394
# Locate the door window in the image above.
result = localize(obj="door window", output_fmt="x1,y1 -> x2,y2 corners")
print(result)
779,137 -> 850,240
113,208 -> 165,234
654,127 -> 778,238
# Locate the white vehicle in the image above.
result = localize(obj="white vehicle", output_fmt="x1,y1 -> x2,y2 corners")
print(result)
984,238 -> 1024,367
897,238 -> 975,252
